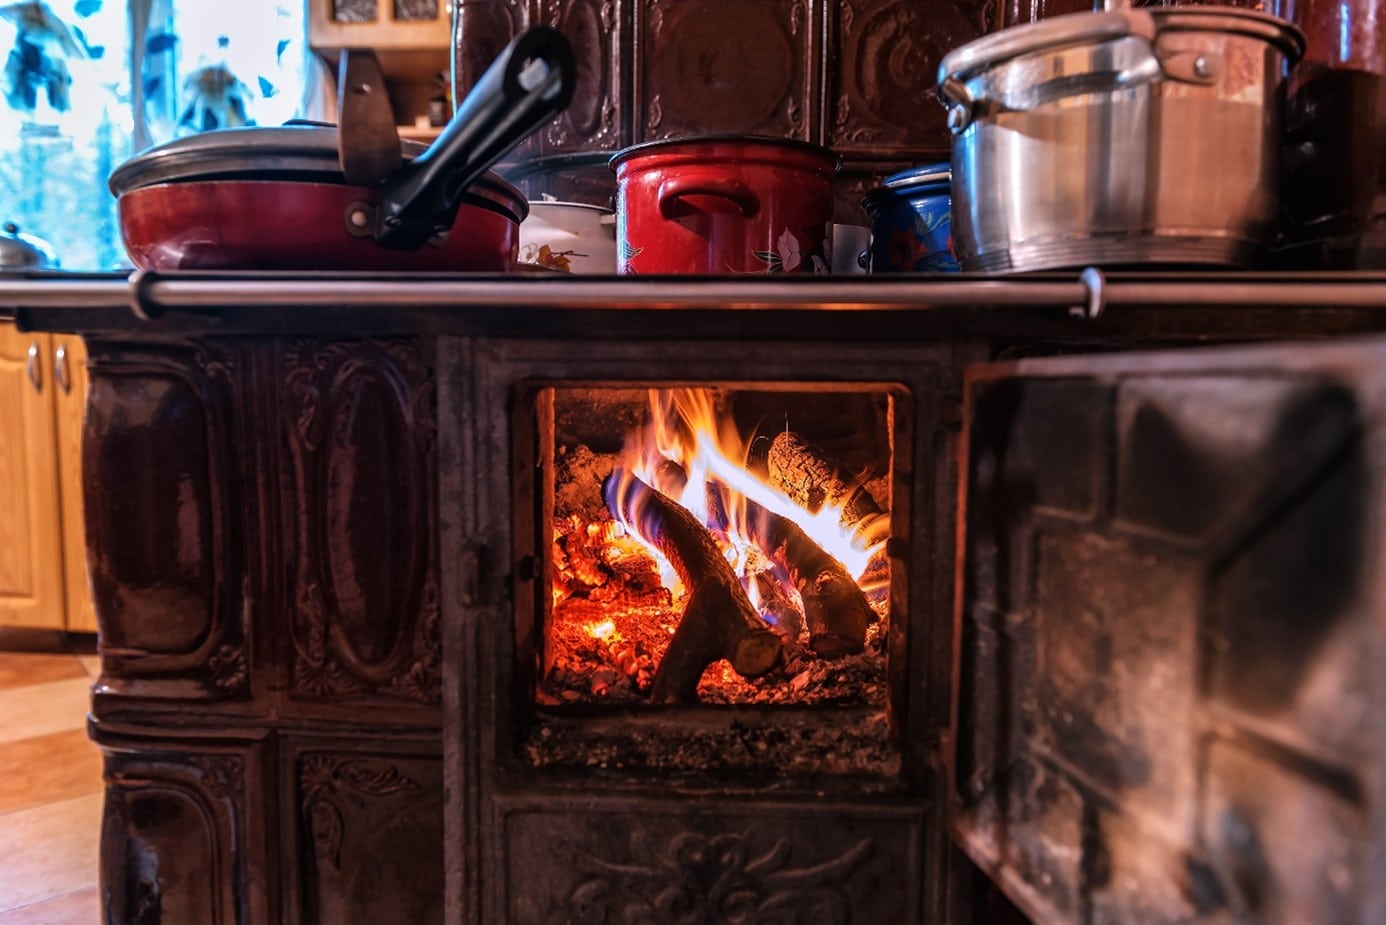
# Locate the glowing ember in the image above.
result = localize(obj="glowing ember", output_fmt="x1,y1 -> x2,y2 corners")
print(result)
588,619 -> 617,641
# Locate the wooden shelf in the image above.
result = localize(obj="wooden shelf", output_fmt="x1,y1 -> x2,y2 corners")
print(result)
399,122 -> 443,143
308,0 -> 452,130
307,0 -> 449,54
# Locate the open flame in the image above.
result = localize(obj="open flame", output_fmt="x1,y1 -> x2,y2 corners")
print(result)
603,388 -> 889,630
544,386 -> 893,706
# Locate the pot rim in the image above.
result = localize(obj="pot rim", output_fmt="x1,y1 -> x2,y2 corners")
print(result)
108,123 -> 527,212
608,134 -> 841,173
879,162 -> 952,193
861,163 -> 951,213
526,199 -> 614,215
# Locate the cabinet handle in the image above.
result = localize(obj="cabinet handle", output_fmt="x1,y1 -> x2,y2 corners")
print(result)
54,343 -> 69,394
26,342 -> 40,392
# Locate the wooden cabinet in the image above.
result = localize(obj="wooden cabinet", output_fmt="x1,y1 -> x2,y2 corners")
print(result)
0,321 -> 94,632
54,334 -> 95,632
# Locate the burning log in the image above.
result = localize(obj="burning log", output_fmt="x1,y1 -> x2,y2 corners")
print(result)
656,459 -> 806,645
767,431 -> 885,526
605,470 -> 782,703
768,430 -> 891,603
732,488 -> 874,658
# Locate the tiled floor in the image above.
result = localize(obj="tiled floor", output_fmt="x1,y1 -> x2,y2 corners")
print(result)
0,629 -> 102,924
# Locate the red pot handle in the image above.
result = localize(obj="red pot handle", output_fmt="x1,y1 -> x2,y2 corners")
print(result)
657,176 -> 761,219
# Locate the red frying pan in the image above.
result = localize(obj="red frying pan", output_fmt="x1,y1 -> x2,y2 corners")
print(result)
109,27 -> 575,272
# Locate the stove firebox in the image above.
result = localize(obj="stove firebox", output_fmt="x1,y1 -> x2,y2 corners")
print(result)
514,380 -> 913,775
450,339 -> 961,923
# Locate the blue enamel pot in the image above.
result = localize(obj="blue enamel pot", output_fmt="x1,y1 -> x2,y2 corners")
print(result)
860,163 -> 960,273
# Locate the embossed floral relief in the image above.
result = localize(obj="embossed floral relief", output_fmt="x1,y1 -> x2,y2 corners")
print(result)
564,830 -> 874,924
298,752 -> 443,922
301,754 -> 423,872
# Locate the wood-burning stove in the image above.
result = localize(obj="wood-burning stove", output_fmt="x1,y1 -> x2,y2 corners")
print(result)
12,272 -> 1386,924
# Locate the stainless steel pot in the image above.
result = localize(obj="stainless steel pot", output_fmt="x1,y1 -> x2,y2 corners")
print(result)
939,6 -> 1304,272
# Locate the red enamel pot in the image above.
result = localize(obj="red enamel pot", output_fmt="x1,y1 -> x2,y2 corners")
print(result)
610,136 -> 840,275
109,28 -> 574,272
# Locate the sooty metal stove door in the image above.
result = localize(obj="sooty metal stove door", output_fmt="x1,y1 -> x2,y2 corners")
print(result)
952,338 -> 1386,925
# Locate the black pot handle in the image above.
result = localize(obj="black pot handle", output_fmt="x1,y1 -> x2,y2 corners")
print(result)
373,26 -> 575,249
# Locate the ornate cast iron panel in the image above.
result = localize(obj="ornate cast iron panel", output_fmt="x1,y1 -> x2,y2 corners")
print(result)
98,737 -> 267,925
540,0 -> 621,153
83,340 -> 250,702
825,0 -> 986,159
634,0 -> 817,141
287,744 -> 444,925
955,343 -> 1386,924
492,798 -> 925,923
280,339 -> 441,711
453,1 -> 533,157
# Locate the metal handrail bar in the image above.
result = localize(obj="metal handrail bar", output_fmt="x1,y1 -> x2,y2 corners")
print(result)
0,270 -> 1384,318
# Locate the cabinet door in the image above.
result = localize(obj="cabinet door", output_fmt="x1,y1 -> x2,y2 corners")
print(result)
952,339 -> 1386,925
0,323 -> 64,629
53,335 -> 95,633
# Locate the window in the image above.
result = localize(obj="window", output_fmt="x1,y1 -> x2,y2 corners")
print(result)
0,0 -> 313,270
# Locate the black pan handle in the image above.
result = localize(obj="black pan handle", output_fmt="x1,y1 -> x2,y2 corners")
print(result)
373,26 -> 575,249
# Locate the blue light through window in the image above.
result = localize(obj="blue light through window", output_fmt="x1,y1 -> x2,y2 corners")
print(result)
0,0 -> 311,270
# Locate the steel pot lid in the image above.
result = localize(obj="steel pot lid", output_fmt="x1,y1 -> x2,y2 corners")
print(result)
0,222 -> 57,269
939,6 -> 1302,88
107,123 -> 527,214
939,9 -> 1158,86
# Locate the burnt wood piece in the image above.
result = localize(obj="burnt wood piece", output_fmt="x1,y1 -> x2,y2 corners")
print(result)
728,486 -> 875,658
655,458 -> 806,644
753,570 -> 807,644
605,470 -> 782,703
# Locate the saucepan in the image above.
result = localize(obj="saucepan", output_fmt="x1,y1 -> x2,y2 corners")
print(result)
860,163 -> 960,273
108,27 -> 575,272
938,3 -> 1303,272
518,198 -> 617,273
